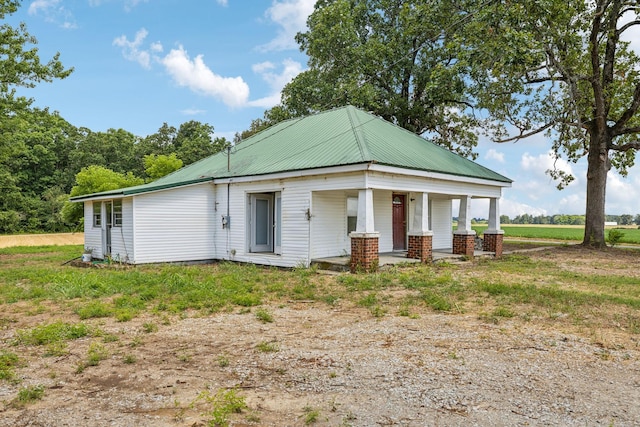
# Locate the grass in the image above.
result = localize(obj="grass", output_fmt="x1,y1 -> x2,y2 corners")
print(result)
473,224 -> 640,244
194,388 -> 247,427
1,244 -> 640,366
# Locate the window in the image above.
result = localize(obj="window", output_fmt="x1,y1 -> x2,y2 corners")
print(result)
93,202 -> 101,227
113,200 -> 122,227
249,192 -> 281,254
347,196 -> 357,234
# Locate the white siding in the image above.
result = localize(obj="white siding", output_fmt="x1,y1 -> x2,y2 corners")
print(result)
110,198 -> 134,263
367,170 -> 503,198
374,190 -> 393,252
83,202 -> 103,259
310,191 -> 349,258
133,184 -> 215,264
431,199 -> 452,250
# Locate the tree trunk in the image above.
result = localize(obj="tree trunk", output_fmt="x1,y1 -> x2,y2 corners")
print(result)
582,131 -> 609,248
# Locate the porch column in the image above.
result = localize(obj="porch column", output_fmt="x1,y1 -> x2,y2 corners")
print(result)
453,195 -> 476,257
482,197 -> 505,257
407,192 -> 433,263
349,189 -> 379,273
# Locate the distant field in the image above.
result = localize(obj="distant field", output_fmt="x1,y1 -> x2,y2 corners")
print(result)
473,224 -> 640,245
0,233 -> 84,249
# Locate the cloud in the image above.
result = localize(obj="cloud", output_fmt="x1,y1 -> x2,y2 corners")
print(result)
499,198 -> 548,218
605,170 -> 640,214
485,148 -> 505,163
161,45 -> 250,108
113,28 -> 153,69
247,58 -> 304,108
28,0 -> 76,28
216,0 -> 228,5
521,151 -> 577,186
258,0 -> 315,52
181,108 -> 207,116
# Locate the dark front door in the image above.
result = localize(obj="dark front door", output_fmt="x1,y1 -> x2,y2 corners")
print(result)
392,194 -> 406,250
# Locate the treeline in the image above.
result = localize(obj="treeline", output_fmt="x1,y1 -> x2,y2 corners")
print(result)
499,214 -> 640,226
0,107 -> 229,234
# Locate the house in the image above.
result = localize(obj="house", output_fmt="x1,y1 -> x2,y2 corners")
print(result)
71,106 -> 512,272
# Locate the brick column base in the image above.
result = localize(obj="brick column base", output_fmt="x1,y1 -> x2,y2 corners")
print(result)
350,232 -> 380,273
453,232 -> 476,258
483,231 -> 504,257
407,232 -> 433,263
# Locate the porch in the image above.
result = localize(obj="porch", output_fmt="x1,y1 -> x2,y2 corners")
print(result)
312,248 -> 496,272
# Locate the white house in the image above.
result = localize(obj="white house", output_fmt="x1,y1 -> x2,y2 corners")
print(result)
71,106 -> 511,272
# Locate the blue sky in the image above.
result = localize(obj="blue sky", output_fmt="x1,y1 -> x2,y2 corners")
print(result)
12,0 -> 640,218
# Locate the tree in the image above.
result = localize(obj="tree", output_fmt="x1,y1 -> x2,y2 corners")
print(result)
144,153 -> 183,181
61,166 -> 144,226
456,0 -> 640,248
0,0 -> 72,114
174,120 -> 229,165
275,0 -> 483,158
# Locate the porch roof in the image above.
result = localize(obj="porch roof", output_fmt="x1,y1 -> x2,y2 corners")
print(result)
71,106 -> 511,201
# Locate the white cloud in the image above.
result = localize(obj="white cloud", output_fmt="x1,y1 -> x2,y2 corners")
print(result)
28,0 -> 76,28
150,42 -> 164,53
113,28 -> 153,69
181,108 -> 207,116
161,45 -> 250,108
258,0 -> 315,52
124,0 -> 148,12
605,170 -> 640,214
247,58 -> 304,108
485,148 -> 505,163
217,0 -> 228,6
521,151 -> 577,186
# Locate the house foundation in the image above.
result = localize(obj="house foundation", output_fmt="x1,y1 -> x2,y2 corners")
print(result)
350,232 -> 379,273
482,231 -> 504,257
407,231 -> 433,263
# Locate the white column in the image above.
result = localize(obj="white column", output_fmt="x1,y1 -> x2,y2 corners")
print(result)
486,198 -> 503,233
354,188 -> 376,234
410,192 -> 433,235
456,195 -> 473,233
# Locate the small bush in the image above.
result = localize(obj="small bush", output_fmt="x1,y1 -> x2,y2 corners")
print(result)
16,321 -> 90,346
195,388 -> 247,427
608,228 -> 625,247
15,385 -> 45,405
0,351 -> 20,381
255,308 -> 274,323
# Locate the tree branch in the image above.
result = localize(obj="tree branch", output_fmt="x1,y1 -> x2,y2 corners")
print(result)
611,83 -> 640,135
493,122 -> 555,143
609,138 -> 640,151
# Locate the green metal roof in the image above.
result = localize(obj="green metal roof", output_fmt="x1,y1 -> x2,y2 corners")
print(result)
71,106 -> 511,201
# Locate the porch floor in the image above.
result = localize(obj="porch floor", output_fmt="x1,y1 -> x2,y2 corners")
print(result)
311,249 -> 495,272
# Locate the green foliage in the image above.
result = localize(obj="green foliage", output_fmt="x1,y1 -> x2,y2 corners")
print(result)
144,153 -> 183,180
607,229 -> 625,247
15,384 -> 45,405
256,341 -> 279,353
16,321 -> 91,346
194,388 -> 247,427
274,0 -> 482,158
255,308 -> 274,323
61,165 -> 144,225
0,351 -> 20,381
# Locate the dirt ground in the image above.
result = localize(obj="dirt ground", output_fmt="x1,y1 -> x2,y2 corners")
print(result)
0,244 -> 639,426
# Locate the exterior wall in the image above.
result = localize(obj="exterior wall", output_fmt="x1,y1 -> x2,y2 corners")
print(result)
310,191 -> 349,259
133,184 -> 216,264
373,190 -> 393,252
367,170 -> 503,199
215,172 -> 366,267
431,199 -> 452,250
110,197 -> 134,263
83,202 -> 103,259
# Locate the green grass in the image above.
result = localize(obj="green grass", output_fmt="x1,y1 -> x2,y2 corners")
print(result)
472,225 -> 640,244
2,244 -> 640,346
0,351 -> 20,382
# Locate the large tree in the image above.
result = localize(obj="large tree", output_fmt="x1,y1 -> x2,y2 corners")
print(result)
277,0 -> 483,158
457,0 -> 640,248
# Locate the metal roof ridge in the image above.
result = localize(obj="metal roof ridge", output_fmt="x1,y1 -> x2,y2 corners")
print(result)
345,105 -> 371,161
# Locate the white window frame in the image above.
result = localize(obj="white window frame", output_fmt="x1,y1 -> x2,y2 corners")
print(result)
113,199 -> 123,227
92,202 -> 102,228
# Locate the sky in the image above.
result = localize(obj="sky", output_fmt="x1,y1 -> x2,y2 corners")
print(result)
10,0 -> 640,218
